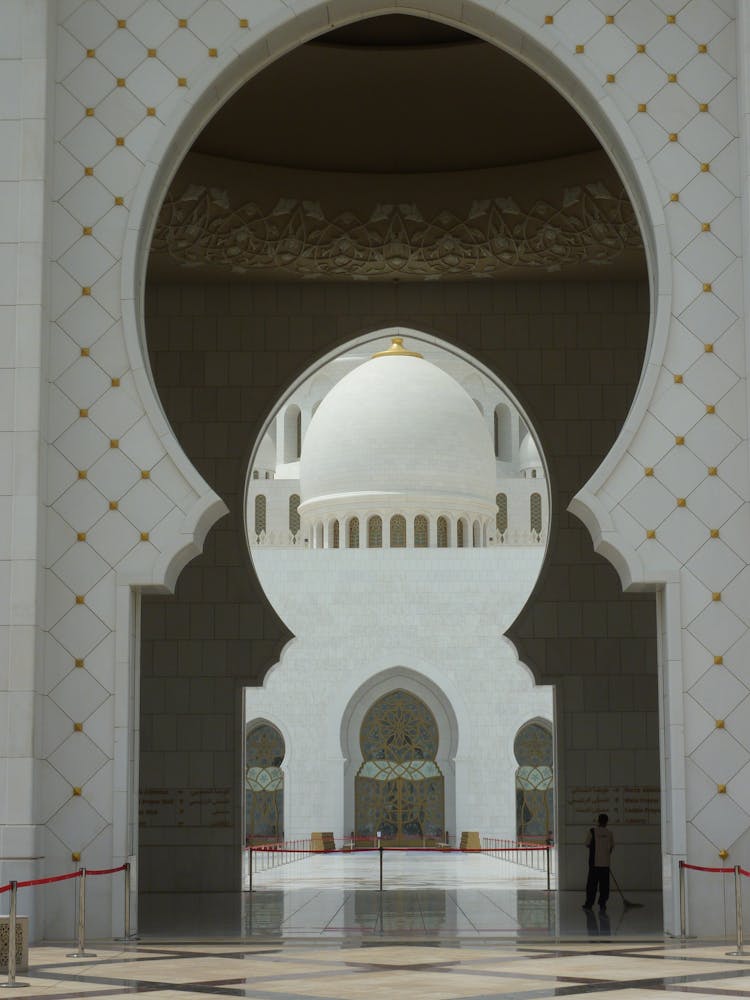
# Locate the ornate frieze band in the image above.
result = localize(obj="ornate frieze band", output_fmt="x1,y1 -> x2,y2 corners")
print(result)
151,181 -> 643,280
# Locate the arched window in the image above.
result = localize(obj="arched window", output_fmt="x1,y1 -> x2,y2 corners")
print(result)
289,494 -> 300,538
496,493 -> 508,537
472,519 -> 481,547
332,520 -> 340,549
390,514 -> 406,548
514,722 -> 553,842
356,690 -> 444,845
283,405 -> 302,462
530,493 -> 542,536
414,515 -> 429,548
368,515 -> 382,548
315,522 -> 324,548
254,494 -> 266,537
494,402 -> 512,461
245,723 -> 285,845
348,517 -> 359,549
457,519 -> 465,548
437,516 -> 448,548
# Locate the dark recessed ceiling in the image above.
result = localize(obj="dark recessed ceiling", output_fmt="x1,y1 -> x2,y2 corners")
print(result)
192,15 -> 599,174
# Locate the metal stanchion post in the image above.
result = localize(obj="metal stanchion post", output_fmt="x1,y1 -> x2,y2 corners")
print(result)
727,866 -> 745,956
379,839 -> 383,893
546,843 -> 551,893
1,881 -> 28,989
679,861 -> 687,940
67,869 -> 96,958
248,846 -> 253,893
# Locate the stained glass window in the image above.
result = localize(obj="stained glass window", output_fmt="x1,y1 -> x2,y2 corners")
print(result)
356,690 -> 444,844
289,494 -> 300,537
457,519 -> 465,548
414,515 -> 429,548
514,722 -> 553,842
530,493 -> 542,536
437,516 -> 448,548
332,520 -> 340,548
368,515 -> 382,548
254,495 -> 266,537
349,517 -> 359,548
390,515 -> 406,548
496,493 -> 508,535
245,723 -> 284,844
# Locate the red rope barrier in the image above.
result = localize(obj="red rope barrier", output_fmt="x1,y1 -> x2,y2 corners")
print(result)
249,845 -> 550,854
0,884 -> 10,894
87,864 -> 127,877
680,862 -> 734,874
739,868 -> 750,878
16,870 -> 81,889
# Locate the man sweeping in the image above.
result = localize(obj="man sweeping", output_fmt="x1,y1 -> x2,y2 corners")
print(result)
583,813 -> 615,912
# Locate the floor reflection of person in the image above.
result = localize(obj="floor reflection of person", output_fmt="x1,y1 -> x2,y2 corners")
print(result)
583,813 -> 615,912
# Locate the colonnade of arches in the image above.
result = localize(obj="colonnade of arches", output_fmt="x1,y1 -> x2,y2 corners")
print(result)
306,512 -> 493,549
252,494 -> 544,546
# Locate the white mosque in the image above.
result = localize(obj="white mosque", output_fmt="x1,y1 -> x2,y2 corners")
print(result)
243,333 -> 553,847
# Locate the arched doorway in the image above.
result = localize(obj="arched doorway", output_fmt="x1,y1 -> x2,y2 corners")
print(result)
133,5 -> 665,934
514,721 -> 553,843
244,723 -> 285,845
356,690 -> 444,846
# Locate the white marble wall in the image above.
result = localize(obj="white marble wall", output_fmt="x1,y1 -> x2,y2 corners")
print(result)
246,547 -> 552,842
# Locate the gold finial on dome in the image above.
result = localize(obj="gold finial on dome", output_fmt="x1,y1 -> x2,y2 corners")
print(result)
372,337 -> 423,359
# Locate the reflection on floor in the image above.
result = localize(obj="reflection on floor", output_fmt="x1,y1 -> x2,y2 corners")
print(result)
141,849 -> 663,939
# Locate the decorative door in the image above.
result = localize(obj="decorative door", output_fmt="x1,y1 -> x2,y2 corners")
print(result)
355,689 -> 444,845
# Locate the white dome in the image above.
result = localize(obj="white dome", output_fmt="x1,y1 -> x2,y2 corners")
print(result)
519,432 -> 542,470
300,341 -> 495,512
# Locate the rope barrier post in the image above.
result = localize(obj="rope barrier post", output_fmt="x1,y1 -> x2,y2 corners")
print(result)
248,845 -> 253,893
727,865 -> 745,957
679,860 -> 687,940
378,831 -> 383,893
546,841 -> 551,893
1,881 -> 28,990
67,869 -> 96,959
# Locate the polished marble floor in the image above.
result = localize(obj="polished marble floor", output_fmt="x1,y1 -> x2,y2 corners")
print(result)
4,939 -> 750,999
5,854 -> 750,998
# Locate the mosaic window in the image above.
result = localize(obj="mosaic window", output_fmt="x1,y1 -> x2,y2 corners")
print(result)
457,519 -> 465,548
245,723 -> 284,844
437,516 -> 448,548
332,520 -> 340,548
368,515 -> 382,548
530,493 -> 542,536
289,494 -> 300,537
390,514 -> 406,548
496,493 -> 508,535
254,494 -> 266,536
356,690 -> 444,845
348,517 -> 359,548
414,515 -> 429,548
514,722 -> 553,842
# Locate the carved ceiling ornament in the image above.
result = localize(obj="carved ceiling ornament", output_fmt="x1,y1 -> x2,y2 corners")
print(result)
150,155 -> 644,281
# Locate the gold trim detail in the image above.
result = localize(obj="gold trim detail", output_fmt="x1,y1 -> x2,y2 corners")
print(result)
372,337 -> 423,360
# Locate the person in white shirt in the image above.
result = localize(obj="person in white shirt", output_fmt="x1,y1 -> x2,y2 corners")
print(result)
583,813 -> 615,911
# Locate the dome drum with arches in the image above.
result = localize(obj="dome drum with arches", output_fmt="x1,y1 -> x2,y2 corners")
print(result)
299,338 -> 497,547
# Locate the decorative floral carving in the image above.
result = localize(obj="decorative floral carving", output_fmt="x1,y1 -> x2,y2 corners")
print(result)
152,182 -> 643,279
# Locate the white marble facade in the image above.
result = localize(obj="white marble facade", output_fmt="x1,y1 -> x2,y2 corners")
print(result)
0,0 -> 747,942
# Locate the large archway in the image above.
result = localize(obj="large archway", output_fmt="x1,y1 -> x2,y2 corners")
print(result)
132,7 -> 666,933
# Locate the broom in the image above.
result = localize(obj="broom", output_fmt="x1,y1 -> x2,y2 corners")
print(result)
610,870 -> 644,908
